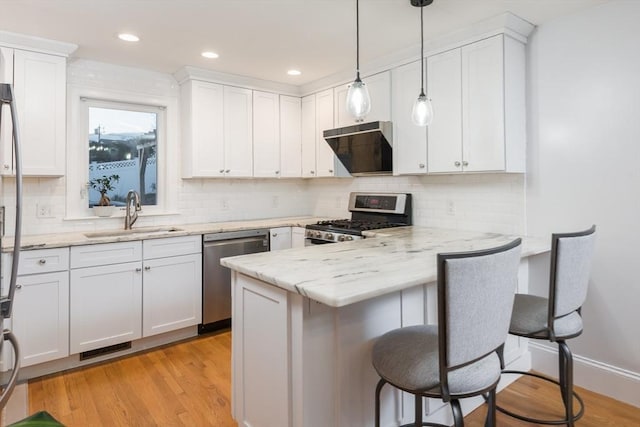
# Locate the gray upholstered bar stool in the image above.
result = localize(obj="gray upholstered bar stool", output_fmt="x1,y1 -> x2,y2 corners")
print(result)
372,238 -> 522,427
498,225 -> 596,426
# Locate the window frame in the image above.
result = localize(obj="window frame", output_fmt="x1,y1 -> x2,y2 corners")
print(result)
66,85 -> 178,220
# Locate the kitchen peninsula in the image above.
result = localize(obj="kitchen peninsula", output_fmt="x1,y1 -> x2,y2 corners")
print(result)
221,227 -> 550,427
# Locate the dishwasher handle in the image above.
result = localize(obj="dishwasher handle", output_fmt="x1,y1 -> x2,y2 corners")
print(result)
203,229 -> 270,243
203,236 -> 269,249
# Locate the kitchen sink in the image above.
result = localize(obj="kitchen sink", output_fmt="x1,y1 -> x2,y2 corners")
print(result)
84,226 -> 184,239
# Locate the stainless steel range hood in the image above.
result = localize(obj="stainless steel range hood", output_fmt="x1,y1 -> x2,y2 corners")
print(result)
323,121 -> 393,176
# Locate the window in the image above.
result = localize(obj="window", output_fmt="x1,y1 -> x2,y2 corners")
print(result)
88,107 -> 158,207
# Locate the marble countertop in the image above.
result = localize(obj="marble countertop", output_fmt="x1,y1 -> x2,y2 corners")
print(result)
220,226 -> 551,308
1,216 -> 324,251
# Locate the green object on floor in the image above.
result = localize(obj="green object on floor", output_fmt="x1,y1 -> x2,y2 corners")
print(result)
6,411 -> 65,427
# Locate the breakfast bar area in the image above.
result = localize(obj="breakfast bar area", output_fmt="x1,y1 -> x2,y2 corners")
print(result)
222,227 -> 550,427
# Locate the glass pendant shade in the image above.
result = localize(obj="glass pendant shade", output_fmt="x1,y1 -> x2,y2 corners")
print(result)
346,77 -> 371,121
412,93 -> 433,126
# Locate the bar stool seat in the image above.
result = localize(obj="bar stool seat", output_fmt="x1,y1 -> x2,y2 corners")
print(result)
373,325 -> 502,395
509,294 -> 583,339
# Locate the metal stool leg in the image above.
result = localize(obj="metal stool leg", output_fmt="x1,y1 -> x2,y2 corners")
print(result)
484,388 -> 496,427
375,379 -> 385,427
496,341 -> 584,425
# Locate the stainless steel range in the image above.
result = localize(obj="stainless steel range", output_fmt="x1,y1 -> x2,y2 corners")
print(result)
305,192 -> 412,244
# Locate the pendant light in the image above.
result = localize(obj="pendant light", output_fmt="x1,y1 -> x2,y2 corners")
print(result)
411,0 -> 434,127
345,0 -> 371,122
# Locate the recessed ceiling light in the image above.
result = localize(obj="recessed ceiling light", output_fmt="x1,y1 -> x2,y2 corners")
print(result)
118,33 -> 140,42
287,69 -> 302,76
201,51 -> 219,59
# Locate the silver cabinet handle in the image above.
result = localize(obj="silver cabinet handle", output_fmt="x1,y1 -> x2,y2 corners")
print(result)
16,284 -> 22,289
462,161 -> 468,166
144,266 -> 151,271
328,169 -> 333,173
38,259 -> 46,265
135,267 -> 142,272
272,233 -> 277,237
454,161 -> 461,167
310,170 -> 315,175
219,169 -> 225,173
275,170 -> 280,175
225,169 -> 230,173
419,163 -> 425,169
3,165 -> 9,170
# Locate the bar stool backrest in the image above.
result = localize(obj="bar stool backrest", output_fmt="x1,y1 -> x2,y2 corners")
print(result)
549,225 -> 596,325
437,238 -> 522,396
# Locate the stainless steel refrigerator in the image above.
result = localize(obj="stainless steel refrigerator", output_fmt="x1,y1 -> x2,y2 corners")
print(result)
0,83 -> 23,407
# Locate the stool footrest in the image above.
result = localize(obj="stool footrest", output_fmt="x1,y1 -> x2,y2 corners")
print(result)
497,370 -> 584,425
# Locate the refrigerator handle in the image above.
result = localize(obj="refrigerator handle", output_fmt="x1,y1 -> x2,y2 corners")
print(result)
0,84 -> 22,319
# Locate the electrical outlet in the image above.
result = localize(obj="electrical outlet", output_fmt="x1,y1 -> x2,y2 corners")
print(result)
272,195 -> 279,208
221,198 -> 229,211
446,200 -> 455,216
36,204 -> 53,218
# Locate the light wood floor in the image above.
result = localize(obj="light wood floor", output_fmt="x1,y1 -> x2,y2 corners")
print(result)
28,330 -> 639,426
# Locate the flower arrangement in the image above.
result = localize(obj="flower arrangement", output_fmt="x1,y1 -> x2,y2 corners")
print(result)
89,174 -> 120,206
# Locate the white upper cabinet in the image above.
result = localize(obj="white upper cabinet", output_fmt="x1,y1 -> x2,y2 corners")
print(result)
392,60 -> 428,175
426,48 -> 463,173
0,48 -> 66,176
314,88 -> 335,177
224,86 -> 253,177
253,90 -> 280,178
427,34 -> 525,173
301,94 -> 316,178
181,80 -> 225,177
279,95 -> 302,178
181,81 -> 253,178
334,71 -> 391,127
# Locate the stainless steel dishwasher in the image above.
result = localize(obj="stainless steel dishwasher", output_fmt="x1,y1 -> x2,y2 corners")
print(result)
199,229 -> 269,333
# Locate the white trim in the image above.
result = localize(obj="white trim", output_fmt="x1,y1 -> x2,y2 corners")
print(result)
0,30 -> 77,56
530,342 -> 640,408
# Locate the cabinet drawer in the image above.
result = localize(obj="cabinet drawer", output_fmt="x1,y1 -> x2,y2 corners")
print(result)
143,235 -> 201,260
71,241 -> 142,269
12,247 -> 69,275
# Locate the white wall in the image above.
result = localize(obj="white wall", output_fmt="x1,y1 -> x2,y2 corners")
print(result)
526,0 -> 640,406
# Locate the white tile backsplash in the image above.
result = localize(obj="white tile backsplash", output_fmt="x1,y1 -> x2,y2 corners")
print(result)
1,173 -> 524,237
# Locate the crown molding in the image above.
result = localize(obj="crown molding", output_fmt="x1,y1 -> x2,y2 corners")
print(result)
0,30 -> 77,57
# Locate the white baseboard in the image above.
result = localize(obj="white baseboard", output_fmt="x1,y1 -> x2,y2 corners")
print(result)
529,342 -> 640,408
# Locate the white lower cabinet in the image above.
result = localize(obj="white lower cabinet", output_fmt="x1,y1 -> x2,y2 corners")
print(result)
291,227 -> 306,248
2,248 -> 70,368
70,260 -> 143,354
142,236 -> 202,337
270,227 -> 292,251
69,236 -> 202,354
13,270 -> 69,367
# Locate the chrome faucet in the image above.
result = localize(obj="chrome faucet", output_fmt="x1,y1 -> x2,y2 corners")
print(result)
124,190 -> 142,230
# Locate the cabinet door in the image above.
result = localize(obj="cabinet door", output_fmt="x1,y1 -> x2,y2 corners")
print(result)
335,71 -> 391,127
253,91 -> 280,178
392,60 -> 428,175
142,254 -> 202,337
224,86 -> 253,177
181,80 -> 225,178
427,48 -> 463,173
291,227 -> 306,248
70,262 -> 143,354
301,95 -> 316,178
280,95 -> 302,178
270,227 -> 292,251
315,89 -> 336,177
12,50 -> 66,176
12,271 -> 69,367
462,35 -> 505,172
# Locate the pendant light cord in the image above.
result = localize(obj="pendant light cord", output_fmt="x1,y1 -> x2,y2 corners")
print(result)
356,0 -> 361,80
420,3 -> 425,96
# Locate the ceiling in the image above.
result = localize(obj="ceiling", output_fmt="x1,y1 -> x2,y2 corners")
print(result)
0,0 -> 609,85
